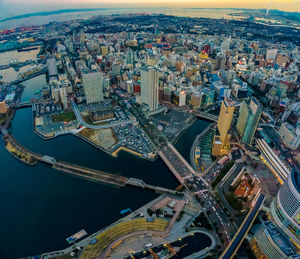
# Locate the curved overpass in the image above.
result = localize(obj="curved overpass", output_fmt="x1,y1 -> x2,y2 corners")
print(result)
71,100 -> 133,130
220,193 -> 266,259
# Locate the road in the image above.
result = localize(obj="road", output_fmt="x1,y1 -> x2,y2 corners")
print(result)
71,99 -> 134,130
220,193 -> 266,259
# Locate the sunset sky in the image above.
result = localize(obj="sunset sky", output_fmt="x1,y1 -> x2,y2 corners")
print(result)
0,0 -> 299,20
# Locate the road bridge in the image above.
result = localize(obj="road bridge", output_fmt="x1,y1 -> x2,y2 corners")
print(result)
258,123 -> 279,129
127,178 -> 180,195
5,69 -> 46,87
0,60 -> 34,71
41,155 -> 56,165
220,193 -> 266,259
53,161 -> 128,187
194,111 -> 218,122
0,128 -> 8,135
159,142 -> 208,194
71,99 -> 134,130
14,99 -> 49,109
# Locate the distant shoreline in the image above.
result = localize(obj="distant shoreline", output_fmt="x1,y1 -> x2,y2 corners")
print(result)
1,7 -> 299,24
0,8 -> 109,23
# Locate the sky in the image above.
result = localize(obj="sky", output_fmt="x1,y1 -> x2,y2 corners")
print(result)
0,0 -> 299,20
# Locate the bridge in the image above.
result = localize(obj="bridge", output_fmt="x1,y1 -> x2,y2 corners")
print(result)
4,69 -> 46,87
194,111 -> 218,122
127,178 -> 180,195
159,142 -> 208,194
2,132 -> 178,195
1,127 -> 8,135
71,99 -> 134,130
0,60 -> 35,71
14,99 -> 49,109
41,155 -> 56,165
258,123 -> 279,129
220,193 -> 266,259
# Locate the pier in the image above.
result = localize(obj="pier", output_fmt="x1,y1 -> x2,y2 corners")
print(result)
1,132 -> 179,195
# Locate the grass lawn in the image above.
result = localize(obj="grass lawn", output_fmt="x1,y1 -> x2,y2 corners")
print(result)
52,111 -> 76,122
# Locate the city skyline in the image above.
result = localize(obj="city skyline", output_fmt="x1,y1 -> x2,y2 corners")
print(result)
0,4 -> 299,259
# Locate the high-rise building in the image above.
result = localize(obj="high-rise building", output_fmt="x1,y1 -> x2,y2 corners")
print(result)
173,91 -> 186,107
212,98 -> 235,156
101,46 -> 109,56
236,97 -> 262,146
250,220 -> 298,259
141,66 -> 159,111
266,49 -> 278,61
201,88 -> 215,109
146,55 -> 157,66
46,58 -> 58,78
112,64 -> 121,77
191,91 -> 202,109
126,51 -> 135,68
60,87 -> 68,110
270,168 -> 300,249
82,71 -> 104,104
279,123 -> 300,150
0,101 -> 8,114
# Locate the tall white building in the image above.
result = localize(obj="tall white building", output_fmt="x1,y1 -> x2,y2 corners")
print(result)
266,49 -> 278,61
141,66 -> 159,111
82,71 -> 104,104
279,123 -> 300,150
60,87 -> 68,110
47,58 -> 58,78
270,169 -> 300,249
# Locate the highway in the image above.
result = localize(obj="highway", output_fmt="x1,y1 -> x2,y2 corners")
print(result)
159,143 -> 208,190
159,141 -> 236,247
71,100 -> 134,130
220,193 -> 266,259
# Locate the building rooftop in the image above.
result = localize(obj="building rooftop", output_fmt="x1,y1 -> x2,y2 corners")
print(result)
291,168 -> 300,194
264,221 -> 297,256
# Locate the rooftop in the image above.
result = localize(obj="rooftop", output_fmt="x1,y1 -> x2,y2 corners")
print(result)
291,168 -> 300,194
264,221 -> 296,256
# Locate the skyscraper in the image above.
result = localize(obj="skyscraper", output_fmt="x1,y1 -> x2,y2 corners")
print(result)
126,51 -> 135,68
266,48 -> 278,61
82,71 -> 104,104
270,168 -> 300,249
141,66 -> 159,112
236,97 -> 262,146
212,98 -> 235,156
46,58 -> 58,78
